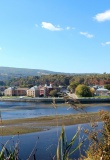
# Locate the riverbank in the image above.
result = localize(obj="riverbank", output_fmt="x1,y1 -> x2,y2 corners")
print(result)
0,97 -> 110,103
1,112 -> 110,136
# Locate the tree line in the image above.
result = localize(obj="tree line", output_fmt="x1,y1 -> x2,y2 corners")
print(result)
0,73 -> 110,88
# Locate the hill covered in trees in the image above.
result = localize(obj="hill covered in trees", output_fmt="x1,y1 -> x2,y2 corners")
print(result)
0,66 -> 96,81
0,67 -> 110,88
0,66 -> 75,81
1,73 -> 110,88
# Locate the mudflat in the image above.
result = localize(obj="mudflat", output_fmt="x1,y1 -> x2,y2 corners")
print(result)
1,112 -> 109,136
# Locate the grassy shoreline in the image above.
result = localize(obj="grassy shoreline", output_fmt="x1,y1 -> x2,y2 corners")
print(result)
1,112 -> 110,136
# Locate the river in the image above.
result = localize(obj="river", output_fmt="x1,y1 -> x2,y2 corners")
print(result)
0,101 -> 110,120
0,123 -> 103,160
0,102 -> 109,159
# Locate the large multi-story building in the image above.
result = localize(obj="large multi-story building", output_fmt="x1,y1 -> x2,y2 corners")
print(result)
27,86 -> 40,97
39,83 -> 53,97
4,87 -> 15,96
4,87 -> 28,96
4,83 -> 67,97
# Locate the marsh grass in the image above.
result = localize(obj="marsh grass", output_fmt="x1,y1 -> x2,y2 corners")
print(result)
83,110 -> 110,160
55,96 -> 110,160
0,134 -> 19,160
0,96 -> 110,159
55,126 -> 85,160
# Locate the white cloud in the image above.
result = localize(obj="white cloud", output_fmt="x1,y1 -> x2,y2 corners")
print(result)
101,41 -> 110,46
66,26 -> 75,30
41,22 -> 62,31
80,32 -> 94,38
94,10 -> 110,22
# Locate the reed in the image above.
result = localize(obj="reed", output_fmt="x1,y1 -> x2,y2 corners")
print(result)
55,96 -> 110,160
0,96 -> 110,159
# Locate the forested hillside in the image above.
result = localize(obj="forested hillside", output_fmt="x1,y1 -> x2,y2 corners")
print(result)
0,66 -> 73,81
1,73 -> 110,88
0,67 -> 110,88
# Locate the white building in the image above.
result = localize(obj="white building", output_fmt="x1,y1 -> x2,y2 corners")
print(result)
96,88 -> 109,96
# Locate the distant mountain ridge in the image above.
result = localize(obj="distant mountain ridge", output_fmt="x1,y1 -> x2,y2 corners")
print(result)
0,66 -> 98,81
0,66 -> 73,81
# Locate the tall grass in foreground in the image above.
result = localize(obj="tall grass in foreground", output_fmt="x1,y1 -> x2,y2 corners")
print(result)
0,136 -> 19,160
55,96 -> 110,160
84,110 -> 110,160
0,111 -> 37,160
55,110 -> 110,160
56,126 -> 85,160
0,110 -> 20,160
0,97 -> 110,160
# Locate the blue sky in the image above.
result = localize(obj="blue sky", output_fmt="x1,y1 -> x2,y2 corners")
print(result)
0,0 -> 110,73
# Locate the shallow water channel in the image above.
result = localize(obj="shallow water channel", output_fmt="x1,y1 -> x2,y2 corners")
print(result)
0,123 -> 103,160
0,101 -> 110,120
0,102 -> 110,159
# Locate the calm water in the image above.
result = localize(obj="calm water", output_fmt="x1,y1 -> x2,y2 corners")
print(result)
0,123 -> 103,160
0,101 -> 110,120
0,102 -> 108,159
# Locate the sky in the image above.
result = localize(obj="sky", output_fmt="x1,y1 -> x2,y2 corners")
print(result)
0,0 -> 110,73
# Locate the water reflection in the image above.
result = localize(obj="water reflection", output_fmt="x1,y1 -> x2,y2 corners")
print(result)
0,102 -> 110,120
0,123 -> 103,160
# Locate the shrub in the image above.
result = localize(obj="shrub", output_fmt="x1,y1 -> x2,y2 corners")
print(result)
75,84 -> 92,97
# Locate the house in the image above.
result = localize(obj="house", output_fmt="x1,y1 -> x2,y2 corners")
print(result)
39,83 -> 53,97
4,87 -> 16,96
58,85 -> 68,94
14,88 -> 28,96
4,87 -> 28,96
27,86 -> 40,97
96,88 -> 109,96
39,87 -> 46,97
92,85 -> 99,90
4,83 -> 54,97
26,83 -> 53,97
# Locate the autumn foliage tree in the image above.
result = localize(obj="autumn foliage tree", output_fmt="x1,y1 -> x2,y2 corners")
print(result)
104,84 -> 110,90
69,81 -> 79,93
90,87 -> 95,96
49,89 -> 57,97
75,84 -> 92,97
